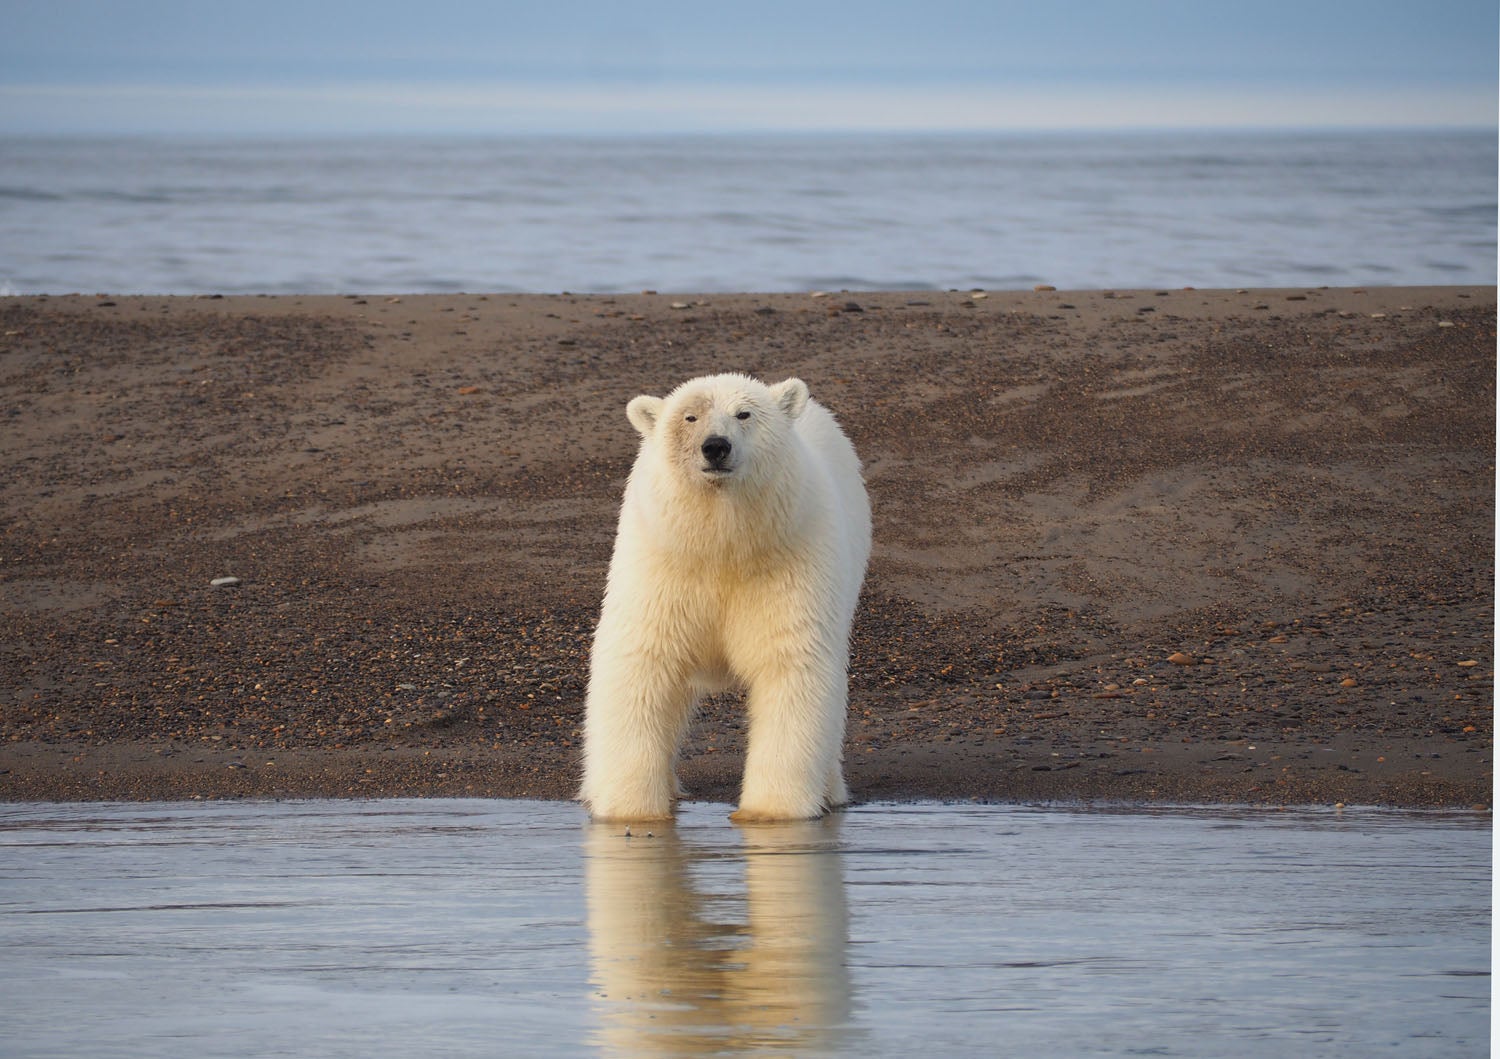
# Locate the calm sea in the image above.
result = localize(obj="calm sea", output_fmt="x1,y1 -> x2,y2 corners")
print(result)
0,130 -> 1494,295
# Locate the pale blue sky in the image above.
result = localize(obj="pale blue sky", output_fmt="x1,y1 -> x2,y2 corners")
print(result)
2,1 -> 1495,134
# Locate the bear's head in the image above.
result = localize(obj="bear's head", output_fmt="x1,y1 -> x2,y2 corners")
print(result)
626,374 -> 810,490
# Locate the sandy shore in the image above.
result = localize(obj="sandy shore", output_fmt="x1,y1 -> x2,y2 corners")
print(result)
0,286 -> 1492,809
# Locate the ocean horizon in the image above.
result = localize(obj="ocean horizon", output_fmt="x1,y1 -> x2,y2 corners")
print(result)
1,128 -> 1493,295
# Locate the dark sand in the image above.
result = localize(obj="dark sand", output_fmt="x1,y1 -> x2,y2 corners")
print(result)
0,286 -> 1492,809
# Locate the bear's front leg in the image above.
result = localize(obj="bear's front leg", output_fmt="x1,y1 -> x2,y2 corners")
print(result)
579,647 -> 694,822
732,663 -> 847,823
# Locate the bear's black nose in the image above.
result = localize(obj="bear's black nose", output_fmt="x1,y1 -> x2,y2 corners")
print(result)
701,436 -> 732,466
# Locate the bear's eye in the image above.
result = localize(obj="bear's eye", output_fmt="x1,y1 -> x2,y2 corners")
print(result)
684,415 -> 697,423
735,411 -> 751,420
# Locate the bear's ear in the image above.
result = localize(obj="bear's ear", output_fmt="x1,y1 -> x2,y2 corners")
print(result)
626,394 -> 664,437
769,378 -> 810,420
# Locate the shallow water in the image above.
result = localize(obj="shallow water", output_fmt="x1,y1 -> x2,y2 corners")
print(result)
0,800 -> 1489,1057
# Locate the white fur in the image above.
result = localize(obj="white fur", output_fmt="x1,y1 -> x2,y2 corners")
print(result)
579,373 -> 872,822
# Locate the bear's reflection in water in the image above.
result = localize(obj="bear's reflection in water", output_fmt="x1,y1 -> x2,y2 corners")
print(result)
585,816 -> 853,1055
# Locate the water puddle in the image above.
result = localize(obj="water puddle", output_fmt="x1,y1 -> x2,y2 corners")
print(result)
1,800 -> 1489,1056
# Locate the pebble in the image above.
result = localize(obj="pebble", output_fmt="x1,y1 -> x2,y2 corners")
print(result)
1167,651 -> 1196,666
1033,284 -> 1057,292
209,576 -> 241,588
1437,321 -> 1456,328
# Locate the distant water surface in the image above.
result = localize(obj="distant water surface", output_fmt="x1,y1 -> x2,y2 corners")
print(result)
0,799 -> 1489,1058
0,130 -> 1493,294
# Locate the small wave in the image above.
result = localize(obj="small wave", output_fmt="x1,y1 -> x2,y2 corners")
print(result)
0,186 -> 64,202
1423,202 -> 1498,221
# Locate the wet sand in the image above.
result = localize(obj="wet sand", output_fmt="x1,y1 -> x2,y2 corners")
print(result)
0,286 -> 1492,808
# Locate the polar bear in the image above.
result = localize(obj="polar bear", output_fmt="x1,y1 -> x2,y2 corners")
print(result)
579,373 -> 871,822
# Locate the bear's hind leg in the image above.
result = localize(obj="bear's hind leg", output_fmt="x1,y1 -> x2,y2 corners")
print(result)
824,764 -> 850,810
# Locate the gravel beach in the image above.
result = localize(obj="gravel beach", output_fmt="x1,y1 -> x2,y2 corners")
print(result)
1,286 -> 1492,809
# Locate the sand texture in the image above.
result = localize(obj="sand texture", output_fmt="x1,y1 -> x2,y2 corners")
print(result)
0,286 -> 1492,809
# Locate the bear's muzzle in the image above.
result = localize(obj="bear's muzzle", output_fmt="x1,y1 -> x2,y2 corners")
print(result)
701,435 -> 733,473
